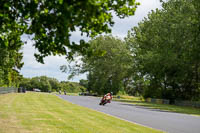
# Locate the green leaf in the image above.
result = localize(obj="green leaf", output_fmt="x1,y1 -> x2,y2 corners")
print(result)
59,0 -> 63,4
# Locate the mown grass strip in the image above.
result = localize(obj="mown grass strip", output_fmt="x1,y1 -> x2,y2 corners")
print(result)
0,92 -> 164,133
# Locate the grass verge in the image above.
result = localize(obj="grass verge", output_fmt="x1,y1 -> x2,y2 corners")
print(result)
113,96 -> 200,116
51,92 -> 79,96
0,92 -> 164,133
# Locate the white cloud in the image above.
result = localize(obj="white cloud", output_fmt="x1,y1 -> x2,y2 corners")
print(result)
111,0 -> 162,39
20,0 -> 161,82
20,39 -> 86,82
70,29 -> 90,43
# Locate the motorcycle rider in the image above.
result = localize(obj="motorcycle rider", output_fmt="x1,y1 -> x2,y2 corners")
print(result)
102,92 -> 113,103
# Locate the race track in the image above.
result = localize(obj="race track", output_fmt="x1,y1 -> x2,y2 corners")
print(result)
58,95 -> 200,133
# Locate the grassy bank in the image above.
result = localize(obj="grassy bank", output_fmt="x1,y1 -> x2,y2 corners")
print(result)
113,95 -> 200,116
0,92 -> 164,133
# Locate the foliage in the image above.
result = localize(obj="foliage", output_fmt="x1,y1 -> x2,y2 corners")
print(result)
79,79 -> 89,90
0,0 -> 139,63
60,81 -> 86,93
66,35 -> 134,95
19,76 -> 86,93
0,47 -> 24,87
48,77 -> 60,91
18,77 -> 32,89
126,0 -> 200,101
20,76 -> 52,92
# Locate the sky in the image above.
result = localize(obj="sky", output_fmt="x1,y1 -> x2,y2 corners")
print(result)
20,0 -> 162,82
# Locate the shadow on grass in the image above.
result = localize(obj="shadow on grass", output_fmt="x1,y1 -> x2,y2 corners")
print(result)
113,99 -> 144,104
119,103 -> 176,113
114,99 -> 200,116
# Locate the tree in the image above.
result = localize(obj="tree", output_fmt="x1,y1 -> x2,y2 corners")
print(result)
60,81 -> 86,93
66,35 -> 133,94
0,46 -> 24,87
19,76 -> 86,92
19,77 -> 32,90
48,77 -> 60,91
0,0 -> 139,63
79,79 -> 89,90
39,76 -> 52,92
127,0 -> 200,100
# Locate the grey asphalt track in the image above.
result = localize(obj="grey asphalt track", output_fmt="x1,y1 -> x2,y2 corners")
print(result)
58,95 -> 200,133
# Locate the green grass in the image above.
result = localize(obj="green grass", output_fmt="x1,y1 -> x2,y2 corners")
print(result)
113,96 -> 200,116
51,92 -> 79,96
0,92 -> 164,133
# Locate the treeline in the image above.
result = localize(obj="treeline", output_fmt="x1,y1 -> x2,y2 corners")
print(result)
67,0 -> 200,101
129,0 -> 200,101
0,46 -> 23,87
1,0 -> 199,101
19,76 -> 86,93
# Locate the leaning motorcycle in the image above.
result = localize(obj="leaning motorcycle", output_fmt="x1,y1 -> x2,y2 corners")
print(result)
99,97 -> 111,105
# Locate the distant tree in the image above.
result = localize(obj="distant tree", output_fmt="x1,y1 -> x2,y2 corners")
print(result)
66,35 -> 133,94
19,78 -> 32,90
60,81 -> 86,93
30,77 -> 41,90
28,76 -> 51,92
48,77 -> 60,91
39,76 -> 52,92
19,76 -> 87,93
79,79 -> 88,90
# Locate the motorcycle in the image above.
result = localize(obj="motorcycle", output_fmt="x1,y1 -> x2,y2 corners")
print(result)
99,96 -> 111,105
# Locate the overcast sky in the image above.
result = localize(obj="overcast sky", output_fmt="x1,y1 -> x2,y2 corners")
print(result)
20,0 -> 162,82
